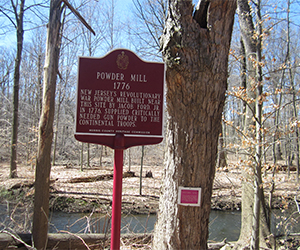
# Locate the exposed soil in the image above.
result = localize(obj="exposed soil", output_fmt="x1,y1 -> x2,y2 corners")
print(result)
0,160 -> 299,215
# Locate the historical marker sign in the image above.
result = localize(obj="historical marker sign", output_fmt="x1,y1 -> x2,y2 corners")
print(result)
75,49 -> 165,149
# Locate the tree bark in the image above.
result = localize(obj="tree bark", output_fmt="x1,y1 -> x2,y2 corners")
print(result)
52,103 -> 60,166
32,0 -> 63,249
10,0 -> 25,178
153,1 -> 236,249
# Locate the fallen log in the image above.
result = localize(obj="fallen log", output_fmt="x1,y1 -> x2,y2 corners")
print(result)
0,233 -> 107,249
68,171 -> 136,184
68,174 -> 114,183
0,232 -> 151,249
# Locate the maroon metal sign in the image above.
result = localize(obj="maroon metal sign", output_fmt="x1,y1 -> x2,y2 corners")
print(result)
75,49 -> 165,149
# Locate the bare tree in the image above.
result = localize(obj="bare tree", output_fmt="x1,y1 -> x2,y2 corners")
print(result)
0,0 -> 49,177
17,30 -> 46,166
52,9 -> 80,166
0,48 -> 14,161
103,0 -> 122,51
233,0 -> 281,248
32,0 -> 64,247
32,0 -> 94,247
5,0 -> 25,178
131,0 -> 167,60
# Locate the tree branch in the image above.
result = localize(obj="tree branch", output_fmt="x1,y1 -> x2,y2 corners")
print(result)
61,0 -> 95,36
0,230 -> 35,250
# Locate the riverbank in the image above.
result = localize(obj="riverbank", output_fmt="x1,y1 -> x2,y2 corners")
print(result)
0,162 -> 298,214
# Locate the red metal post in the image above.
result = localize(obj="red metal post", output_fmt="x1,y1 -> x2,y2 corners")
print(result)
111,134 -> 125,250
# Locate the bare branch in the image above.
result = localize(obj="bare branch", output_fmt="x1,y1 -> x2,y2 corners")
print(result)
295,196 -> 300,214
0,7 -> 17,28
58,230 -> 91,250
0,230 -> 36,250
61,0 -> 95,36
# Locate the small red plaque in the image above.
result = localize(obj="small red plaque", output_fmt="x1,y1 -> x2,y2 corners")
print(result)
178,187 -> 201,206
74,49 -> 165,149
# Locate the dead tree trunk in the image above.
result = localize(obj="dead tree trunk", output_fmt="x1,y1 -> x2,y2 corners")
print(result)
32,1 -> 95,248
32,0 -> 63,248
153,1 -> 236,249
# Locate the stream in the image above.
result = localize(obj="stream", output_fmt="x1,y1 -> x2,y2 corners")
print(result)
1,203 -> 299,242
48,210 -> 241,242
45,207 -> 300,241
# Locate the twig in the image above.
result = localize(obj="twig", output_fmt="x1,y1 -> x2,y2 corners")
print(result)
0,230 -> 36,250
225,174 -> 235,188
144,212 -> 150,234
58,230 -> 91,250
294,196 -> 300,213
84,208 -> 95,233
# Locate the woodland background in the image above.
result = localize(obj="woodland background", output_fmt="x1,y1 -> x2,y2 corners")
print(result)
0,0 -> 299,172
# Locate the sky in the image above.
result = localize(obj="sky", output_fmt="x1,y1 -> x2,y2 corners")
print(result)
2,0 -> 299,50
0,0 -> 136,49
117,0 -> 133,10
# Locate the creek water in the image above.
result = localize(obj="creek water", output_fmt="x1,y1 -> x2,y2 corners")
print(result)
48,207 -> 300,241
48,210 -> 241,242
1,203 -> 299,242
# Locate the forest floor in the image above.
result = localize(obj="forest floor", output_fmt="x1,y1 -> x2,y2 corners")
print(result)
0,159 -> 299,214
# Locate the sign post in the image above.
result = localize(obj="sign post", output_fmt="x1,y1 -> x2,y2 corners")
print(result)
75,49 -> 165,250
111,134 -> 124,250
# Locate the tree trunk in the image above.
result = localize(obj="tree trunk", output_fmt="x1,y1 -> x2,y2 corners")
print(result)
128,148 -> 131,172
217,127 -> 227,169
52,105 -> 60,166
250,1 -> 264,248
87,143 -> 90,167
99,145 -> 103,167
139,145 -> 144,195
52,78 -> 65,166
10,0 -> 25,178
236,2 -> 259,247
32,0 -> 63,248
37,54 -> 43,116
81,142 -> 84,171
153,1 -> 236,249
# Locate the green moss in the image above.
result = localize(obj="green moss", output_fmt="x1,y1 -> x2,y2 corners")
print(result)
49,196 -> 102,213
0,187 -> 12,200
0,187 -> 25,201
